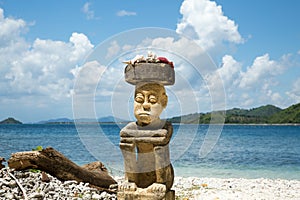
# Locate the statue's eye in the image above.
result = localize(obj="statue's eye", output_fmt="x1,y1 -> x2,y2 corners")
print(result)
149,95 -> 157,104
135,93 -> 144,103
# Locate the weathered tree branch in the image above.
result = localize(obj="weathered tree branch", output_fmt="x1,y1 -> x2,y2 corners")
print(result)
7,147 -> 117,189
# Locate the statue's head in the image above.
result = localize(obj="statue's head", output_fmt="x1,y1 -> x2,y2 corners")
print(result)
134,82 -> 168,126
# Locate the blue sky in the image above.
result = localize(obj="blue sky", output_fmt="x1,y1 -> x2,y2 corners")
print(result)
0,0 -> 300,123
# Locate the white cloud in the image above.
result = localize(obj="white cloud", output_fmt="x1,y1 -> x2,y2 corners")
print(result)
0,8 -> 29,76
81,2 -> 96,20
202,53 -> 298,109
69,32 -> 94,62
0,8 -> 27,46
286,78 -> 300,102
116,10 -> 137,17
176,0 -> 243,51
3,33 -> 93,100
203,55 -> 242,108
0,24 -> 94,121
0,8 -> 94,103
216,55 -> 242,87
268,91 -> 282,103
72,61 -> 106,95
239,54 -> 284,89
106,41 -> 120,59
0,9 -> 96,121
149,37 -> 205,61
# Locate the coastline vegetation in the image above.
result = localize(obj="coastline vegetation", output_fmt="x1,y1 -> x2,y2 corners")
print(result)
168,103 -> 300,124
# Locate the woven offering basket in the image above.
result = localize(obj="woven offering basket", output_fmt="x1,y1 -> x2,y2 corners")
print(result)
125,62 -> 175,85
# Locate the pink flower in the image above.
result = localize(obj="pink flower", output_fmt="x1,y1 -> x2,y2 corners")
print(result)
157,57 -> 174,68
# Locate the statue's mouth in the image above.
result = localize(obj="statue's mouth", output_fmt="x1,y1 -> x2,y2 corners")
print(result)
138,113 -> 150,116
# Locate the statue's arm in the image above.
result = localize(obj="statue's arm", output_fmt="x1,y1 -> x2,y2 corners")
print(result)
120,129 -> 167,137
120,136 -> 169,146
120,122 -> 173,145
121,128 -> 172,146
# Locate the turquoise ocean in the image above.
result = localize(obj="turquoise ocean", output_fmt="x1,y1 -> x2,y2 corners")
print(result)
0,124 -> 299,180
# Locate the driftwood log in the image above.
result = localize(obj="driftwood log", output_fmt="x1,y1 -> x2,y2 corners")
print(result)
7,147 -> 117,189
0,157 -> 5,169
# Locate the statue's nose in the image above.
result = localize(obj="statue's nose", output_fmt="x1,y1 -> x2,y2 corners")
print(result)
143,102 -> 151,111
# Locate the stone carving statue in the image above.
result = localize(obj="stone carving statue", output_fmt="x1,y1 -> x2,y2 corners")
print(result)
118,53 -> 175,200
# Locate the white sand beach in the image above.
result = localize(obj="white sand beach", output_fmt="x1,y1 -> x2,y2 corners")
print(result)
114,176 -> 300,200
171,177 -> 300,200
1,168 -> 300,199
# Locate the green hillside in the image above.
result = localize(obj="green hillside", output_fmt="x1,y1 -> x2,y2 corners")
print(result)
170,113 -> 201,124
268,103 -> 300,123
225,105 -> 282,124
246,104 -> 282,117
168,103 -> 300,124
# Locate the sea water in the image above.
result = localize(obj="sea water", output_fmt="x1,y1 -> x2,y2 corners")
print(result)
0,124 -> 299,180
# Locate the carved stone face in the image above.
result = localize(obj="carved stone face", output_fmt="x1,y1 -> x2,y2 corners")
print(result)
134,83 -> 167,126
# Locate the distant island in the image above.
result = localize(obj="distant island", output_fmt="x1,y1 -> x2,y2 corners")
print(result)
168,103 -> 300,124
0,117 -> 22,124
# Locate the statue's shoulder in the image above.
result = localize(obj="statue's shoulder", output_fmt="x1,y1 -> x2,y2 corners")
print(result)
121,122 -> 138,131
163,120 -> 173,129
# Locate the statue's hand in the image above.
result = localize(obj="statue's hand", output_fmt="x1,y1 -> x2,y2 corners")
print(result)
118,181 -> 137,191
146,183 -> 166,193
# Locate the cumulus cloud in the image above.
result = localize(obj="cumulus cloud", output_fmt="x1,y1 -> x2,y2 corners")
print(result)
202,53 -> 296,109
0,8 -> 94,103
0,8 -> 98,121
3,33 -> 94,99
72,61 -> 106,95
71,61 -> 105,119
173,0 -> 300,110
173,0 -> 298,109
239,54 -> 285,89
116,10 -> 137,17
216,55 -> 242,87
0,8 -> 27,45
0,8 -> 29,74
69,32 -> 94,61
176,0 -> 243,51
